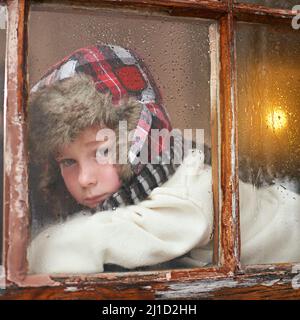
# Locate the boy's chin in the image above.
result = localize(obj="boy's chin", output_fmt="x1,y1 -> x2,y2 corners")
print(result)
83,201 -> 103,209
85,203 -> 99,209
82,194 -> 109,208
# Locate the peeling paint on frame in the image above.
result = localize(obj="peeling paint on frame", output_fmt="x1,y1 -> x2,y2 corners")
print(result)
1,0 -> 300,300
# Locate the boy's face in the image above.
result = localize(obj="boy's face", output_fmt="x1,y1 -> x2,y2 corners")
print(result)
56,126 -> 122,208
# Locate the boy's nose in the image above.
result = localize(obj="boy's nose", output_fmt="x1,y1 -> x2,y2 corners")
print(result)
78,166 -> 97,188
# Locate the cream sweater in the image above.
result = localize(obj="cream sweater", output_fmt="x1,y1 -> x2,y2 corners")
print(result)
28,150 -> 300,273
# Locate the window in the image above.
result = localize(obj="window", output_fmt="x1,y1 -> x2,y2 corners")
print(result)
27,6 -> 216,272
237,22 -> 300,265
1,0 -> 300,299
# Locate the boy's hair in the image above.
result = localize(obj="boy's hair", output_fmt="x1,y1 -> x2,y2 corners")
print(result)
29,73 -> 142,214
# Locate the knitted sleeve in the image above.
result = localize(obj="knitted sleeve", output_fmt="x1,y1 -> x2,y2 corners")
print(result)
27,150 -> 213,274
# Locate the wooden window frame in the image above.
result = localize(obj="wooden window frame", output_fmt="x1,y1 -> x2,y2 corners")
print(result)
1,0 -> 300,299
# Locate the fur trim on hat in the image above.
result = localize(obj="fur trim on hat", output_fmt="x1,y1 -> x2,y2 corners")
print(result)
29,73 -> 142,195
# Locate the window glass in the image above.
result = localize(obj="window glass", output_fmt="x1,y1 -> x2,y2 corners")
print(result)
0,5 -> 6,268
236,0 -> 299,10
237,22 -> 300,264
27,5 -> 216,274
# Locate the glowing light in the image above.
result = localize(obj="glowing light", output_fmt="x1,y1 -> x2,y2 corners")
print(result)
266,109 -> 287,131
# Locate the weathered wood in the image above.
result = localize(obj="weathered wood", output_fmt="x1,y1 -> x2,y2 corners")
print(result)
219,2 -> 240,273
1,269 -> 300,299
30,0 -> 300,25
233,3 -> 298,25
2,0 -> 299,300
30,0 -> 228,20
209,23 -> 220,265
4,0 -> 30,286
7,267 -> 224,288
31,0 -> 228,11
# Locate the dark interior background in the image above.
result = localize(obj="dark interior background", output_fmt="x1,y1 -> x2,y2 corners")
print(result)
237,22 -> 300,191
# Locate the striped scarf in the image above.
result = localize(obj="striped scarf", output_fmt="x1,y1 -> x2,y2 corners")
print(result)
97,138 -> 185,211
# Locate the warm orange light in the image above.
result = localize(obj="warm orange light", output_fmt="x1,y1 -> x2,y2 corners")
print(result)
266,109 -> 287,131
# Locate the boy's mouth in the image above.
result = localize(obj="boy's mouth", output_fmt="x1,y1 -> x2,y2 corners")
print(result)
84,194 -> 108,206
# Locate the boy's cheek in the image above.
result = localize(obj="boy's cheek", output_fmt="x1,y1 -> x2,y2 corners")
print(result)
60,170 -> 80,196
102,166 -> 122,190
61,165 -> 78,181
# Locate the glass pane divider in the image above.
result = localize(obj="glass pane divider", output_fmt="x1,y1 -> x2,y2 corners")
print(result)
209,22 -> 221,266
219,8 -> 241,273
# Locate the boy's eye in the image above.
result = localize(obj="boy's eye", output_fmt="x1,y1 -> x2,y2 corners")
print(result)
96,147 -> 109,158
60,159 -> 76,167
96,147 -> 111,164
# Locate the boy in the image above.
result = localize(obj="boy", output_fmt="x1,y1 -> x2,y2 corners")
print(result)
28,45 -> 300,274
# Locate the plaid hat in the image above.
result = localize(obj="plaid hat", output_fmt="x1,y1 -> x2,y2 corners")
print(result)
31,44 -> 184,211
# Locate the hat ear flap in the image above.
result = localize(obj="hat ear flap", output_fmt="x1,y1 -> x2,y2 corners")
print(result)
99,95 -> 142,129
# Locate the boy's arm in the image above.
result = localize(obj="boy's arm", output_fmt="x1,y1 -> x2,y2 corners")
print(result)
28,151 -> 213,274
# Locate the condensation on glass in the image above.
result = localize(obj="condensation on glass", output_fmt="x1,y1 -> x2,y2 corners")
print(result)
237,0 -> 300,10
0,5 -> 6,267
27,5 -> 216,273
236,22 -> 300,265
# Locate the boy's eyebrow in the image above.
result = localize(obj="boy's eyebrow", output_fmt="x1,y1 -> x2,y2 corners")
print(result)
85,139 -> 107,147
55,155 -> 66,161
